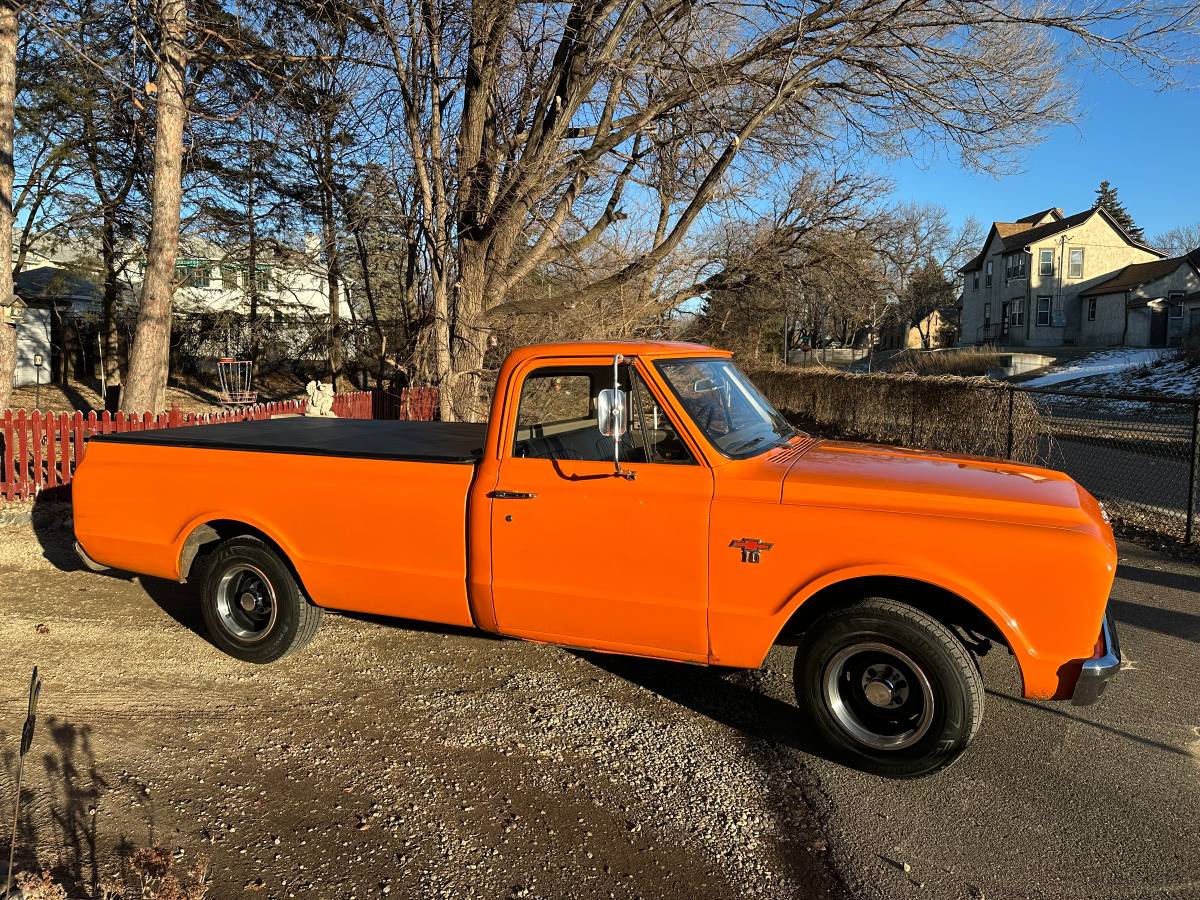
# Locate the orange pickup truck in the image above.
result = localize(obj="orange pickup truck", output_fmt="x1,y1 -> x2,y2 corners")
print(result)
73,341 -> 1120,777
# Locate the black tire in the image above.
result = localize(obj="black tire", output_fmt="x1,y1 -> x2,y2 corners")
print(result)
199,536 -> 322,664
794,597 -> 983,778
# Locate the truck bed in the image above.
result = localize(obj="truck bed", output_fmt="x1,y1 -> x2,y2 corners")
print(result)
89,418 -> 487,464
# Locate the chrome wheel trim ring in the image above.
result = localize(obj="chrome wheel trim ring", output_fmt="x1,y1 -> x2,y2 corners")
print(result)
214,563 -> 278,644
822,641 -> 935,751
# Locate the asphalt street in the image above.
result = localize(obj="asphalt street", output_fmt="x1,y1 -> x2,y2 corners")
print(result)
779,539 -> 1200,899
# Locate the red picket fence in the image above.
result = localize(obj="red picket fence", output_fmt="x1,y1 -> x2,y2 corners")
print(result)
0,387 -> 437,502
371,386 -> 440,421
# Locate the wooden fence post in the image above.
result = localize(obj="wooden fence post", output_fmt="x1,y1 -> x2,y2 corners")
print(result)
2,410 -> 13,500
32,412 -> 43,491
16,410 -> 28,498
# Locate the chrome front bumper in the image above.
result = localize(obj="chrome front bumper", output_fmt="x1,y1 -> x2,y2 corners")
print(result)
1072,612 -> 1121,706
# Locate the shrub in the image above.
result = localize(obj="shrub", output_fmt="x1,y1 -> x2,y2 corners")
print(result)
884,347 -> 1006,378
1179,325 -> 1200,367
747,366 -> 1045,463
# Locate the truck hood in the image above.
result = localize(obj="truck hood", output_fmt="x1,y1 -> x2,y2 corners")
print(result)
780,440 -> 1104,532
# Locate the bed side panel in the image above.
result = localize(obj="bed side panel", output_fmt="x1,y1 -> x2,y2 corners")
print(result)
73,442 -> 476,627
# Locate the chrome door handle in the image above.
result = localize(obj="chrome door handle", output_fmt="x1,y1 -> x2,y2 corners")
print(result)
488,490 -> 538,500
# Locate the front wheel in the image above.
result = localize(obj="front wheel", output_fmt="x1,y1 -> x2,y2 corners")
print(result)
199,536 -> 322,663
794,597 -> 983,778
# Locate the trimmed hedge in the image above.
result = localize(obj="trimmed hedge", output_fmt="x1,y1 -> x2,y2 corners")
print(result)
747,367 -> 1045,463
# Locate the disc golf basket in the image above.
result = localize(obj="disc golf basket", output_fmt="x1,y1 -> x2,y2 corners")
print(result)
217,358 -> 257,407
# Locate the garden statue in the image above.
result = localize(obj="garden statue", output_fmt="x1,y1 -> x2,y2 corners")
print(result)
304,381 -> 337,417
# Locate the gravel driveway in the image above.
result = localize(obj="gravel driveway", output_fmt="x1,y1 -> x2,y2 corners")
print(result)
2,504 -> 1197,899
0,505 -> 844,899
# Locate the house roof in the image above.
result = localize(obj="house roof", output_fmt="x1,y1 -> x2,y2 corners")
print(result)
1015,207 -> 1064,224
15,266 -> 101,304
1080,248 -> 1200,298
958,206 -> 1165,273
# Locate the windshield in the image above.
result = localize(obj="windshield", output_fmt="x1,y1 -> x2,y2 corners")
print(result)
655,358 -> 798,458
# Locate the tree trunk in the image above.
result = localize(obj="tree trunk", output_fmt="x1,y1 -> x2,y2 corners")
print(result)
100,212 -> 122,413
0,2 -> 17,413
447,239 -> 490,422
122,0 -> 188,413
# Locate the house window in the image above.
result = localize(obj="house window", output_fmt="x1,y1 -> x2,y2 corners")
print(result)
1170,291 -> 1185,319
1005,256 -> 1012,279
1036,296 -> 1052,326
1068,248 -> 1084,279
1087,298 -> 1097,321
1039,249 -> 1054,276
972,271 -> 979,291
221,265 -> 239,290
175,260 -> 210,288
983,302 -> 991,326
985,260 -> 993,287
1010,299 -> 1024,327
254,266 -> 271,292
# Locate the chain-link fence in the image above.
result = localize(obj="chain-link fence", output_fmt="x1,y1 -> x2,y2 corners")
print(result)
1019,386 -> 1196,542
753,366 -> 1200,544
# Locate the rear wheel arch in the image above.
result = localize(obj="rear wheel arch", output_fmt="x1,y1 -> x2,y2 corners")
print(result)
178,518 -> 301,587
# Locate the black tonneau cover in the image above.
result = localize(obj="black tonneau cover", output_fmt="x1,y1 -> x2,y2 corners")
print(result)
89,418 -> 487,464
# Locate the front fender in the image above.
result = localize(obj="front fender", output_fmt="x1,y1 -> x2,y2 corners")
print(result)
779,562 -> 1031,659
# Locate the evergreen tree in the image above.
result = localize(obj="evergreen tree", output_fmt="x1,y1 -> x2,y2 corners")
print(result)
1093,180 -> 1145,242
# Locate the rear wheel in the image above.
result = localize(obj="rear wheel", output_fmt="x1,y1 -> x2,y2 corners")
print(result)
794,597 -> 983,778
200,536 -> 321,663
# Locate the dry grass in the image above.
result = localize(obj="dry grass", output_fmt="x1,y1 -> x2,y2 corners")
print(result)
884,347 -> 1007,378
748,366 -> 1045,463
1179,326 -> 1200,368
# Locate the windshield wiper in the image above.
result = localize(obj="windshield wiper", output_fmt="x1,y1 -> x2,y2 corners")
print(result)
731,435 -> 769,454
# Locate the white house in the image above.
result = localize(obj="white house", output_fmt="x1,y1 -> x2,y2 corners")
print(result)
10,237 -> 348,386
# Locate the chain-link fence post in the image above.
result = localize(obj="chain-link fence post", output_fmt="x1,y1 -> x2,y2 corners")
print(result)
1188,400 -> 1200,545
1006,386 -> 1015,460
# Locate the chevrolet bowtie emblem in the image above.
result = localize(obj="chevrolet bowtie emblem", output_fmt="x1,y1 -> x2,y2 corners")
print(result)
730,537 -> 772,564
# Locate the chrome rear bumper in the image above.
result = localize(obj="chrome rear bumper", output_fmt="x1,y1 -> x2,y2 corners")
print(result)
1072,612 -> 1121,706
73,541 -> 110,573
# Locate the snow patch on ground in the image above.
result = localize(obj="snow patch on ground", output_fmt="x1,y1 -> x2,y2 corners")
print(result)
1022,348 -> 1171,387
1062,356 -> 1200,398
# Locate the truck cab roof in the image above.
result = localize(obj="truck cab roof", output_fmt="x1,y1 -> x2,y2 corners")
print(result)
503,341 -> 730,364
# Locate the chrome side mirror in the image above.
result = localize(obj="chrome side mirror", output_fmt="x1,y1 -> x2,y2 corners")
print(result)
597,354 -> 635,480
597,387 -> 626,438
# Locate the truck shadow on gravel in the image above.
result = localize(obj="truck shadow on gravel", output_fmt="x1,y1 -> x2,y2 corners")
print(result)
576,651 -> 849,769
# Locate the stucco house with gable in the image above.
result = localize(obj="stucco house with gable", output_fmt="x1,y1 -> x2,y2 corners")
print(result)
957,206 -> 1172,348
1077,249 -> 1200,347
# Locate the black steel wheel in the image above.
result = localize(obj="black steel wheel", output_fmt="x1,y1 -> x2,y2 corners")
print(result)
794,597 -> 983,778
200,536 -> 322,663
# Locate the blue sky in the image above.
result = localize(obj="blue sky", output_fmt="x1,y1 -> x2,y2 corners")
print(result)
882,69 -> 1199,242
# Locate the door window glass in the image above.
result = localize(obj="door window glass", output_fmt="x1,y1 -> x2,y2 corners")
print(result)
513,364 -> 694,464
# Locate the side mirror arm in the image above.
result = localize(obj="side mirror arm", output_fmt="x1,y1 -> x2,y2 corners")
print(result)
612,354 -> 636,481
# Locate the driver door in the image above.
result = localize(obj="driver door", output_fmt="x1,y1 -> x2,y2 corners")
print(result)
488,358 -> 713,661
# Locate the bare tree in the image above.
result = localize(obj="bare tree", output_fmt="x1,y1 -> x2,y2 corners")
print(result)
1152,222 -> 1200,256
121,0 -> 190,411
878,203 -> 982,349
362,0 -> 1195,419
0,0 -> 17,412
